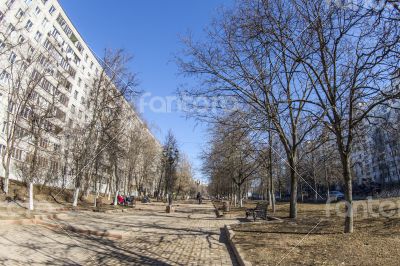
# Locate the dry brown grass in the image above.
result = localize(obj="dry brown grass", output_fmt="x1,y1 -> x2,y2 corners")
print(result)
229,199 -> 400,265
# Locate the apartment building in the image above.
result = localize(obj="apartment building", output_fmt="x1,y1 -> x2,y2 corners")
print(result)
352,98 -> 400,187
0,0 -> 160,191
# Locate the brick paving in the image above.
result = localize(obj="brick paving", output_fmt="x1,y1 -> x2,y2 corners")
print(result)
0,201 -> 238,265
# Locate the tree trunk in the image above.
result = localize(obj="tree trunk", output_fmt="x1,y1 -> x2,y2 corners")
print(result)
28,182 -> 34,211
238,184 -> 243,207
341,153 -> 354,233
289,156 -> 298,218
3,171 -> 9,195
72,187 -> 80,207
113,190 -> 119,206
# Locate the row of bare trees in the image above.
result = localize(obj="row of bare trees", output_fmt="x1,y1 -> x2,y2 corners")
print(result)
178,0 -> 399,233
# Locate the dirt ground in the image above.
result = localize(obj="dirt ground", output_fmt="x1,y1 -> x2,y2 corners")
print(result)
226,199 -> 400,265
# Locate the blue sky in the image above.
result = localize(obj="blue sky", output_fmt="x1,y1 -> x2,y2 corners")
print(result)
59,0 -> 233,182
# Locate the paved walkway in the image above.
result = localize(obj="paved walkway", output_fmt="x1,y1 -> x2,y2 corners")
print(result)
0,202 -> 238,265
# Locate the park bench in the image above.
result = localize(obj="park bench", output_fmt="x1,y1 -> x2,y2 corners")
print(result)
245,202 -> 269,221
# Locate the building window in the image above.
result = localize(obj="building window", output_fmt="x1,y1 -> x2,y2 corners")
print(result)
25,20 -> 33,31
9,52 -> 17,63
0,11 -> 4,23
0,71 -> 10,84
6,24 -> 15,35
49,5 -> 56,15
71,104 -> 76,114
41,17 -> 48,27
78,110 -> 82,119
24,0 -> 32,5
34,6 -> 41,16
15,9 -> 25,19
6,0 -> 15,8
41,0 -> 48,5
11,148 -> 22,161
34,31 -> 43,42
0,144 -> 6,155
18,35 -> 25,43
74,90 -> 78,99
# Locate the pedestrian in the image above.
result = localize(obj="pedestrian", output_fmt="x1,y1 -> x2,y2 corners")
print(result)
196,192 -> 202,204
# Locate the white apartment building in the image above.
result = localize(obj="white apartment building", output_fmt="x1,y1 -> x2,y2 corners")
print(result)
0,0 -> 160,191
352,96 -> 400,187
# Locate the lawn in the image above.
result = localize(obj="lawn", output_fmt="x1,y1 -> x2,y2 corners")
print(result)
228,199 -> 400,265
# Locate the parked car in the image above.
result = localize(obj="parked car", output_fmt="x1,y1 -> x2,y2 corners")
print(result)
328,191 -> 345,202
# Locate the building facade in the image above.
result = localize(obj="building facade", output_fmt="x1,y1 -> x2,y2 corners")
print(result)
0,0 -> 161,194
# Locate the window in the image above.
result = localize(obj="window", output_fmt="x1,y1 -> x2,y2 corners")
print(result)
41,17 -> 48,27
34,31 -> 42,42
77,78 -> 82,87
75,41 -> 84,53
81,96 -> 85,104
90,62 -> 94,70
8,100 -> 15,113
54,144 -> 60,152
24,0 -> 32,5
11,148 -> 22,161
78,110 -> 82,119
2,122 -> 7,133
0,71 -> 10,83
0,144 -> 5,155
16,9 -> 24,19
0,11 -> 4,23
20,107 -> 31,119
6,24 -> 15,35
49,5 -> 56,15
6,0 -> 15,8
41,0 -> 48,5
34,6 -> 41,16
9,52 -> 17,63
0,40 -> 4,52
25,20 -> 33,31
59,93 -> 69,107
71,104 -> 76,114
51,27 -> 60,38
74,90 -> 78,99
18,35 -> 25,43
28,45 -> 35,54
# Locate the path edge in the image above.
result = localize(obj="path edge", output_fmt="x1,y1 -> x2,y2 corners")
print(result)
224,225 -> 252,266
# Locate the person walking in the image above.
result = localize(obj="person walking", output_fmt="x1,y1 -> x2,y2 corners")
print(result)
196,192 -> 202,204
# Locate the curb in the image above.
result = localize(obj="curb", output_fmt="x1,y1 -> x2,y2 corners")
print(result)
225,225 -> 252,266
38,221 -> 124,239
0,213 -> 70,225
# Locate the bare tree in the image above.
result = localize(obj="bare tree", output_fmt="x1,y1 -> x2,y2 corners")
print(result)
295,0 -> 400,232
178,0 -> 321,217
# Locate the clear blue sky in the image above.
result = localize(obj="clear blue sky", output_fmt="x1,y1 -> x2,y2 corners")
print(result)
59,0 -> 233,182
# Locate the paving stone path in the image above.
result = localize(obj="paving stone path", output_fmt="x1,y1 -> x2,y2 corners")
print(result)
0,201 -> 238,265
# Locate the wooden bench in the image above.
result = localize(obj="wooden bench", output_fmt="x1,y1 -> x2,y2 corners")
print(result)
245,202 -> 269,221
